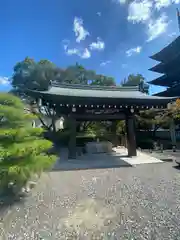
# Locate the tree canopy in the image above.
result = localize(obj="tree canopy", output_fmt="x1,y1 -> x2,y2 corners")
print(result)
11,58 -> 116,95
0,93 -> 56,195
122,74 -> 145,86
10,57 -> 117,133
121,74 -> 149,94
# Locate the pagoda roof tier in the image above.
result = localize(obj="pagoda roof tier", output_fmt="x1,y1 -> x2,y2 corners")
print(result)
26,83 -> 175,108
150,36 -> 180,63
154,84 -> 180,97
149,74 -> 180,87
149,52 -> 180,74
149,62 -> 165,73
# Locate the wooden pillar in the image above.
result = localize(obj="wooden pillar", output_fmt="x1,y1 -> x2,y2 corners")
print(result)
111,120 -> 118,147
170,119 -> 176,149
126,113 -> 137,156
68,116 -> 77,159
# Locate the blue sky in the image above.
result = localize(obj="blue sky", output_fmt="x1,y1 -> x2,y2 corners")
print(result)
0,0 -> 180,94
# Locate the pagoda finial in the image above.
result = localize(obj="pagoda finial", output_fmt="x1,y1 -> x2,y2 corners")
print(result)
176,8 -> 180,32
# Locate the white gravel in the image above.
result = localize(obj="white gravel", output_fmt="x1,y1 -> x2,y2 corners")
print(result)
1,161 -> 180,239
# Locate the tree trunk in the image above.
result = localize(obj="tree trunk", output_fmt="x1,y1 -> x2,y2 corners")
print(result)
152,125 -> 159,141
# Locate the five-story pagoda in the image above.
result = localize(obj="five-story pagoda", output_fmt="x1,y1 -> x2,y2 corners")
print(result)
149,9 -> 180,97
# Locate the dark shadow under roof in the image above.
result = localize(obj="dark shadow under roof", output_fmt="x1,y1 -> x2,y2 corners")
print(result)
149,74 -> 180,87
149,62 -> 165,73
154,84 -> 180,97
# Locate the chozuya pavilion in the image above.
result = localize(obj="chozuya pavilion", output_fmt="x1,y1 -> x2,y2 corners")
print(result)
27,81 -> 175,159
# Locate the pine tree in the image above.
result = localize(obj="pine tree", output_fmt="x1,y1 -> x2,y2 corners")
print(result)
0,93 -> 56,195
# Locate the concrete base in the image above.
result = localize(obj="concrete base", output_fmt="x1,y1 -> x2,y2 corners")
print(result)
86,141 -> 113,154
53,146 -> 163,171
113,147 -> 163,165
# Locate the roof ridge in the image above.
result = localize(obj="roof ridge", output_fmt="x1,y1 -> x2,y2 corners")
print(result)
51,82 -> 139,91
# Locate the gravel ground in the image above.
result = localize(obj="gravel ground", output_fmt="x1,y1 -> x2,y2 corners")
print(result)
1,161 -> 180,240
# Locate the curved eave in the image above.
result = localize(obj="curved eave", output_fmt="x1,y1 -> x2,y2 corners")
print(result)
149,63 -> 165,73
149,80 -> 169,87
154,85 -> 180,97
149,75 -> 172,87
154,91 -> 168,96
25,85 -> 176,107
150,36 -> 180,62
149,74 -> 180,87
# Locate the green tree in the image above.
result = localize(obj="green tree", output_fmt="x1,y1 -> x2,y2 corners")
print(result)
136,109 -> 171,139
11,59 -> 115,135
122,74 -> 149,94
62,64 -> 89,84
91,74 -> 115,86
11,57 -> 62,131
122,74 -> 145,86
0,93 -> 56,195
116,120 -> 126,135
12,57 -> 57,92
63,63 -> 115,86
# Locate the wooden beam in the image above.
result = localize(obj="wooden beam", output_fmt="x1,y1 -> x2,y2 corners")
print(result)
72,113 -> 126,121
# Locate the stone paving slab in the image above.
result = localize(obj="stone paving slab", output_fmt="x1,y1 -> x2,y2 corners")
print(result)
53,152 -> 132,171
109,147 -> 163,165
143,151 -> 174,162
53,147 -> 163,171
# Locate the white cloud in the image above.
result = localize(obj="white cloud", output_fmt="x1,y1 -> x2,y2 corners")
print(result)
114,0 -> 126,4
100,60 -> 111,66
97,12 -> 102,16
128,0 -> 152,23
154,0 -> 171,9
126,46 -> 142,57
64,45 -> 91,59
155,0 -> 180,10
66,48 -> 79,55
73,17 -> 89,43
146,14 -> 169,42
0,76 -> 9,85
80,48 -> 91,59
90,38 -> 105,51
127,0 -> 180,23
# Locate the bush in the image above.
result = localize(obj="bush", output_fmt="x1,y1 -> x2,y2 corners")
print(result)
0,93 -> 56,195
136,138 -> 153,149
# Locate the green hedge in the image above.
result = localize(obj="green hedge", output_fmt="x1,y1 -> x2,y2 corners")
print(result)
136,138 -> 154,149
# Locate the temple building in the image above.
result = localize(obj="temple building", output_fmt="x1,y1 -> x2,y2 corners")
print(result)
149,9 -> 180,97
27,82 -> 175,159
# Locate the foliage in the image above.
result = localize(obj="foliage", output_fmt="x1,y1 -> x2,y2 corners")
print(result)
60,64 -> 95,85
86,121 -> 109,136
166,103 -> 180,120
122,74 -> 145,86
0,93 -> 56,194
59,63 -> 115,86
136,137 -> 154,149
11,59 -> 115,92
116,120 -> 126,135
11,58 -> 116,133
11,57 -> 57,92
122,74 -> 149,94
136,108 -> 174,139
90,74 -> 115,86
